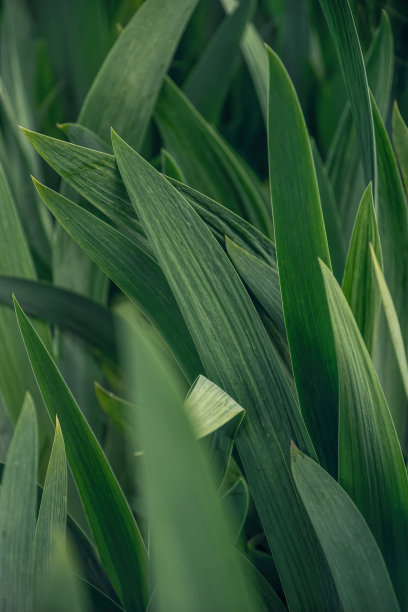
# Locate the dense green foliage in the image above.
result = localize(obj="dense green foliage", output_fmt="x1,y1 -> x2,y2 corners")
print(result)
0,0 -> 408,610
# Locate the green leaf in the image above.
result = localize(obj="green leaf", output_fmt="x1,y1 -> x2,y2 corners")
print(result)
392,102 -> 408,196
370,245 -> 408,397
220,0 -> 268,120
127,318 -> 256,612
291,445 -> 400,612
58,122 -> 111,153
78,0 -> 198,149
32,178 -> 202,384
342,183 -> 383,356
326,11 -> 393,246
0,276 -> 120,370
372,93 -> 408,438
0,161 -> 49,423
184,0 -> 253,124
14,298 -> 148,612
111,131 -> 339,612
237,552 -> 286,612
318,0 -> 376,192
160,149 -> 185,182
225,237 -> 289,370
34,418 -> 67,600
320,262 -> 408,609
22,128 -> 276,266
311,140 -> 346,281
155,77 -> 273,235
0,394 -> 37,612
267,47 -> 338,475
326,11 -> 394,246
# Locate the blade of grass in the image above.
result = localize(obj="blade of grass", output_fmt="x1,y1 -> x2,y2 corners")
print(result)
126,320 -> 256,612
112,131 -> 339,612
14,298 -> 148,612
342,183 -> 383,356
291,445 -> 400,612
0,394 -> 37,612
321,261 -> 408,609
32,179 -> 202,384
34,418 -> 67,600
155,77 -> 273,235
318,0 -> 376,193
370,245 -> 408,397
392,103 -> 408,196
267,47 -> 338,475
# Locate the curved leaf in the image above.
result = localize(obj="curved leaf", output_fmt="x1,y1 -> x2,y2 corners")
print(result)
112,131 -> 339,612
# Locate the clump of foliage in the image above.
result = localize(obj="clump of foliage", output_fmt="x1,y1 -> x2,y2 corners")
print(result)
0,0 -> 408,610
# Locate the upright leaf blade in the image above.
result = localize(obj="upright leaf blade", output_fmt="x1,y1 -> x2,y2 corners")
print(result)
14,299 -> 148,612
0,394 -> 37,612
292,446 -> 400,612
79,0 -> 198,149
318,0 -> 376,192
342,183 -> 382,356
112,131 -> 339,612
321,262 -> 408,609
127,321 -> 256,612
267,47 -> 338,475
34,418 -> 67,599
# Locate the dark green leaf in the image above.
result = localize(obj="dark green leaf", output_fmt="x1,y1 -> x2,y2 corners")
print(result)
14,298 -> 148,612
112,130 -> 339,612
267,46 -> 338,475
292,445 -> 400,612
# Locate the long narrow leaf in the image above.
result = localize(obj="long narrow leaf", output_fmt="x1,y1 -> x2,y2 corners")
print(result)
291,445 -> 400,612
267,47 -> 338,475
321,261 -> 408,609
112,131 -> 339,612
14,299 -> 148,612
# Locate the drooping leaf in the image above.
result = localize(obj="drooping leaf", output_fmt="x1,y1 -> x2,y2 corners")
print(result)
14,298 -> 148,612
321,262 -> 408,609
0,394 -> 37,612
22,128 -> 276,266
291,445 -> 400,612
78,0 -> 198,149
267,46 -> 338,475
0,276 -> 119,370
32,179 -> 202,384
370,246 -> 408,397
126,318 -> 256,612
34,418 -> 67,600
318,0 -> 376,192
184,0 -> 253,124
342,183 -> 383,356
155,77 -> 273,235
112,131 -> 339,612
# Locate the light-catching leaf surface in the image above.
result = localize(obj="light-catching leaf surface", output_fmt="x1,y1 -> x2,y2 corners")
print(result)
267,46 -> 338,475
34,419 -> 67,599
342,183 -> 383,356
127,320 -> 256,612
112,131 -> 339,612
14,299 -> 148,612
0,394 -> 37,612
321,262 -> 408,609
292,445 -> 400,612
393,103 -> 408,194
